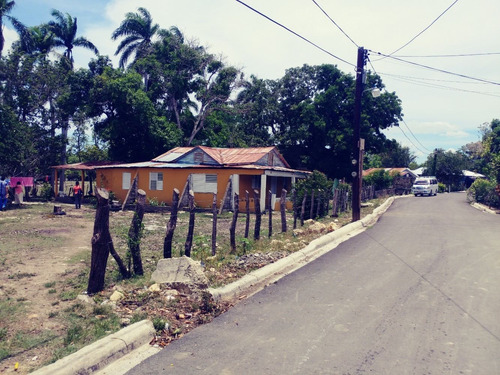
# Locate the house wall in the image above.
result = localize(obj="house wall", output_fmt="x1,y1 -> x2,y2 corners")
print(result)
96,167 -> 280,210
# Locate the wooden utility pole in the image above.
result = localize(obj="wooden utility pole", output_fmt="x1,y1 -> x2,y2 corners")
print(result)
352,46 -> 366,222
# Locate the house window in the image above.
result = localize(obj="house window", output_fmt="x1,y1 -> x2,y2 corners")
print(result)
192,174 -> 217,193
122,172 -> 131,190
252,175 -> 261,189
149,172 -> 163,191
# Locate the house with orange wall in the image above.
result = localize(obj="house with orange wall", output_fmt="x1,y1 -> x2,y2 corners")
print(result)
94,146 -> 310,211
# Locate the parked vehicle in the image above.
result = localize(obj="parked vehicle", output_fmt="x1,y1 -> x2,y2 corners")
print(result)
411,176 -> 438,196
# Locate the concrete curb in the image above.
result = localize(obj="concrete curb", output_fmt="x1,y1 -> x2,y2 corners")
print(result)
471,202 -> 499,215
31,320 -> 155,375
209,196 -> 396,301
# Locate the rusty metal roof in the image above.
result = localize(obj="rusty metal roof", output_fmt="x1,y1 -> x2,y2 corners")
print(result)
153,146 -> 290,168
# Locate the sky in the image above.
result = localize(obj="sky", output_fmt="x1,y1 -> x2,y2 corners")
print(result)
4,0 -> 500,164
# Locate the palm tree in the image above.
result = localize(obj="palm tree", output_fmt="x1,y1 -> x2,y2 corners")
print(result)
11,23 -> 55,57
0,0 -> 16,56
112,7 -> 166,69
47,9 -> 98,68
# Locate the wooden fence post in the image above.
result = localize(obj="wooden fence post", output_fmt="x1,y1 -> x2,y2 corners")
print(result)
184,190 -> 195,257
163,188 -> 179,258
280,189 -> 287,233
292,189 -> 297,230
230,193 -> 239,254
300,192 -> 307,226
268,190 -> 273,238
87,188 -> 111,294
211,193 -> 217,256
331,188 -> 339,217
244,190 -> 250,238
128,189 -> 146,275
316,189 -> 321,218
310,190 -> 315,220
253,189 -> 261,240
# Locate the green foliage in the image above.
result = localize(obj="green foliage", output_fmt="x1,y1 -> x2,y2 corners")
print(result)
152,317 -> 167,332
438,182 -> 446,193
467,178 -> 500,207
363,169 -> 394,190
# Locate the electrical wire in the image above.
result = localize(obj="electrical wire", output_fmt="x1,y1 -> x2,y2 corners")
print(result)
380,72 -> 500,98
394,124 -> 427,155
311,0 -> 359,48
383,0 -> 460,58
401,119 -> 432,153
370,51 -> 500,86
393,52 -> 500,58
235,0 -> 355,68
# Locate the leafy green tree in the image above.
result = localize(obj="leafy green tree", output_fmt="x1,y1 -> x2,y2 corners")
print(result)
377,140 -> 416,167
480,119 -> 500,182
423,149 -> 471,190
89,66 -> 181,162
363,169 -> 394,190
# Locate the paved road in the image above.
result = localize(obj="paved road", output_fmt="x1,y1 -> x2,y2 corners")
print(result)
127,193 -> 500,375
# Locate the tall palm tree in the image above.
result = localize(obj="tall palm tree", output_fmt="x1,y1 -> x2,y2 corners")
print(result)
11,22 -> 55,57
0,0 -> 16,56
112,7 -> 164,69
47,9 -> 98,68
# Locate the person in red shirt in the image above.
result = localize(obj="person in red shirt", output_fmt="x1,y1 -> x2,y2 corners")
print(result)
73,181 -> 83,209
14,181 -> 24,206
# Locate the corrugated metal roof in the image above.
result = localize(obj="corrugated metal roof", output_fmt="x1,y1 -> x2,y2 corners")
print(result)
52,161 -> 121,170
152,146 -> 290,168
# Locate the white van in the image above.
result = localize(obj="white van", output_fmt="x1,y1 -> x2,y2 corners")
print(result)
411,176 -> 438,196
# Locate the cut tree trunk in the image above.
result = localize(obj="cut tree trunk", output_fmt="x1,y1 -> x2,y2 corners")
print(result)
87,188 -> 111,294
128,189 -> 146,275
229,193 -> 239,254
253,189 -> 261,240
211,193 -> 217,256
163,189 -> 180,258
280,189 -> 287,233
184,190 -> 195,257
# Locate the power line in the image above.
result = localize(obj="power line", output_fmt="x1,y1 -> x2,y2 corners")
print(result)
384,0 -> 460,57
311,0 -> 359,48
380,72 -> 500,98
401,119 -> 432,153
394,52 -> 500,58
235,0 -> 355,68
370,51 -> 500,86
395,123 -> 428,155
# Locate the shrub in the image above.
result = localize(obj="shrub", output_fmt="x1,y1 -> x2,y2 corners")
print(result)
363,169 -> 394,190
467,179 -> 500,207
438,182 -> 446,193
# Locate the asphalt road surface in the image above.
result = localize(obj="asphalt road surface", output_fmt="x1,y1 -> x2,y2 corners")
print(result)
126,193 -> 500,375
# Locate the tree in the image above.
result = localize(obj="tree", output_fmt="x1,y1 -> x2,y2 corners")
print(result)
423,149 -> 471,190
48,9 -> 98,68
0,0 -> 16,56
376,140 -> 416,167
112,7 -> 177,69
480,119 -> 500,182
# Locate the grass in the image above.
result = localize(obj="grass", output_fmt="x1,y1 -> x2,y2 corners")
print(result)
0,197 -> 385,373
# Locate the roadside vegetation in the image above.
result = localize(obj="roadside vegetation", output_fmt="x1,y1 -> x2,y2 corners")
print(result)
0,198 -> 383,374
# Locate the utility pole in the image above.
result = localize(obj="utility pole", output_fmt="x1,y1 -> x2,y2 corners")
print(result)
352,47 -> 367,222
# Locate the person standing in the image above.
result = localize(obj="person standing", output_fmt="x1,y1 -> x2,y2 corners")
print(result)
14,181 -> 24,206
0,176 -> 8,210
73,181 -> 83,209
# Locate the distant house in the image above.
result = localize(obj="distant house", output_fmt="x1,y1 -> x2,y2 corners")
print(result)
94,146 -> 309,211
362,168 -> 417,179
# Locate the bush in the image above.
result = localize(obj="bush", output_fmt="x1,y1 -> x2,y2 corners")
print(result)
467,179 -> 500,207
293,170 -> 333,220
438,182 -> 446,193
363,170 -> 393,190
40,183 -> 54,201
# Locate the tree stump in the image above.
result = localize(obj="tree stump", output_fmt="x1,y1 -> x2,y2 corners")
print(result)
253,189 -> 261,240
211,193 -> 217,256
268,190 -> 273,238
184,190 -> 195,257
163,188 -> 180,258
229,193 -> 239,254
128,189 -> 146,275
280,189 -> 287,233
87,188 -> 111,294
244,190 -> 250,239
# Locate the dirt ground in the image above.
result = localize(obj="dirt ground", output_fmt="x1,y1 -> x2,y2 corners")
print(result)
0,197 -> 364,374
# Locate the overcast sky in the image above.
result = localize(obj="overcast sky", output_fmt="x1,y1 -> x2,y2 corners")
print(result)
5,0 -> 500,163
